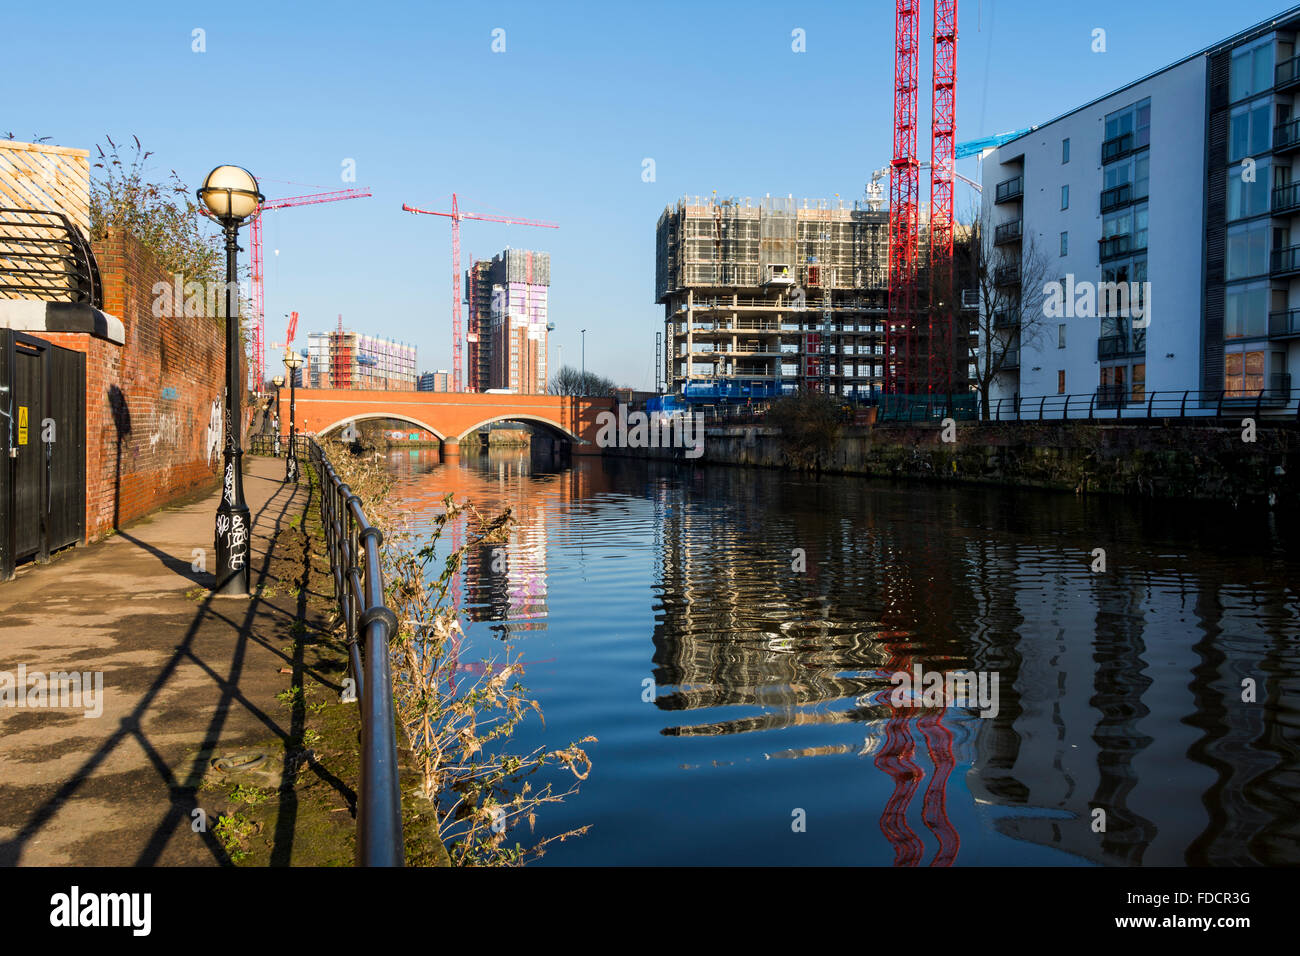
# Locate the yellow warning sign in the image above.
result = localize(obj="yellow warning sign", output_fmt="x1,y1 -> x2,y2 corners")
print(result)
17,406 -> 28,445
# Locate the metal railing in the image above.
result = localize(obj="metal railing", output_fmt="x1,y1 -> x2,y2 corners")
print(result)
1275,117 -> 1300,153
994,176 -> 1023,204
307,437 -> 404,867
994,219 -> 1022,245
1271,243 -> 1300,274
0,207 -> 102,307
985,386 -> 1300,422
1102,132 -> 1134,163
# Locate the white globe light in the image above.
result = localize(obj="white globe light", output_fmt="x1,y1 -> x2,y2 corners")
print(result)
198,165 -> 262,222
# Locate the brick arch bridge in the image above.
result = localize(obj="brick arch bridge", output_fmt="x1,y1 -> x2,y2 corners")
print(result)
278,388 -> 614,454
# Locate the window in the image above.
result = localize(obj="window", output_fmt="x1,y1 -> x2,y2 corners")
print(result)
1058,370 -> 1066,394
1230,97 -> 1272,160
1059,323 -> 1067,349
1060,231 -> 1069,256
1062,138 -> 1071,163
1225,281 -> 1270,337
1230,38 -> 1275,103
1226,220 -> 1270,278
1225,348 -> 1268,396
1131,363 -> 1145,402
1103,154 -> 1151,200
1133,205 -> 1148,250
1104,98 -> 1151,149
1227,157 -> 1272,220
1061,184 -> 1070,209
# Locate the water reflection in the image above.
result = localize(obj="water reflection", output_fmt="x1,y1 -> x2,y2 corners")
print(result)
384,446 -> 1300,866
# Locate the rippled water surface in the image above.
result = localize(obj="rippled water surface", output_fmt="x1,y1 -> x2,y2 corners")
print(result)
386,447 -> 1300,866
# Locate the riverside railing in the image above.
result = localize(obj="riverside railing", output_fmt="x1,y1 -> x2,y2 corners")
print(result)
981,386 -> 1300,423
306,437 -> 404,867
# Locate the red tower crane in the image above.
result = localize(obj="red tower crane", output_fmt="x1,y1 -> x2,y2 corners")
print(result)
887,0 -> 922,398
248,187 -> 372,391
402,194 -> 558,392
887,0 -> 958,401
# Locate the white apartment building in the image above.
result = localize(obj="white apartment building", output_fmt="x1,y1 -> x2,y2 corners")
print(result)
983,6 -> 1300,416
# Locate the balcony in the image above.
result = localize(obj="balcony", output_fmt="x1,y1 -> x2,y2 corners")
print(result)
999,348 -> 1020,370
994,264 -> 1020,286
1279,54 -> 1300,91
992,308 -> 1020,329
1099,233 -> 1143,261
994,219 -> 1023,245
1275,181 -> 1300,215
1102,132 -> 1134,164
1275,118 -> 1300,154
994,176 -> 1023,204
1100,183 -> 1133,213
1271,243 -> 1300,276
1269,308 -> 1300,338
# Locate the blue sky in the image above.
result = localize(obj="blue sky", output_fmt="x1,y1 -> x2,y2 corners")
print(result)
10,0 -> 1296,388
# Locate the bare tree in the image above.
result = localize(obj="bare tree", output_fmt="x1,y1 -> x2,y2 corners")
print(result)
547,365 -> 617,397
960,205 -> 1054,419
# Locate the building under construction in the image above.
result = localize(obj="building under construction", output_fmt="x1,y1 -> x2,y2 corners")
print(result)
657,195 -> 893,399
305,326 -> 417,390
656,193 -> 972,401
465,248 -> 552,394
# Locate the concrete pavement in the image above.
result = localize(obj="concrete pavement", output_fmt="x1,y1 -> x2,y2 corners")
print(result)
0,454 -> 350,866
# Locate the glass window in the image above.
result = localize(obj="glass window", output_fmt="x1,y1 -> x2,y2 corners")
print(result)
1134,154 -> 1150,199
1062,138 -> 1070,163
1061,184 -> 1069,209
1134,205 -> 1149,249
1226,348 -> 1269,396
1131,363 -> 1145,401
1103,208 -> 1132,239
1230,98 -> 1273,161
1228,157 -> 1272,220
1058,370 -> 1066,394
1105,107 -> 1134,142
1225,281 -> 1270,337
1226,220 -> 1270,278
1059,324 -> 1067,348
1230,39 -> 1275,102
1060,231 -> 1069,256
1135,99 -> 1151,148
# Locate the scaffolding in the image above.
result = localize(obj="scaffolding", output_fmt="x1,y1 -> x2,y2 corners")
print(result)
656,194 -> 904,397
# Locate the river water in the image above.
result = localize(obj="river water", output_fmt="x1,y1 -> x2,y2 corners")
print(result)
385,446 -> 1300,866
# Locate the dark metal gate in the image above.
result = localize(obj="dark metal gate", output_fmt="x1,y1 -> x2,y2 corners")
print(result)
0,329 -> 85,581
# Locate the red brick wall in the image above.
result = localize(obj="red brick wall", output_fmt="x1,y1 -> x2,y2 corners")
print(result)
40,229 -> 243,541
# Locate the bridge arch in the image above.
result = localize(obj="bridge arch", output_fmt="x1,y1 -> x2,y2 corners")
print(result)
453,414 -> 583,444
314,412 -> 449,441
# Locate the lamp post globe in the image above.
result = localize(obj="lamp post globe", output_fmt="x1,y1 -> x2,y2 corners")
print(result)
197,164 -> 263,597
284,348 -> 303,483
271,376 -> 285,457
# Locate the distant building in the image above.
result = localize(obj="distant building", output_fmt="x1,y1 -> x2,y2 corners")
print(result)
417,370 -> 451,392
465,248 -> 551,394
305,328 -> 416,390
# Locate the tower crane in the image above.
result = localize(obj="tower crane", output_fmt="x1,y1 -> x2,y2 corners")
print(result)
247,187 -> 372,391
402,195 -> 558,392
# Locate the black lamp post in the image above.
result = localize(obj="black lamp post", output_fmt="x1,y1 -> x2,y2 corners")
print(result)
271,375 -> 284,457
284,347 -> 302,482
197,165 -> 263,597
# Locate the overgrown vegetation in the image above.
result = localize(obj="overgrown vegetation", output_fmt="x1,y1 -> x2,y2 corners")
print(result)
320,441 -> 595,865
765,391 -> 845,469
88,135 -> 228,296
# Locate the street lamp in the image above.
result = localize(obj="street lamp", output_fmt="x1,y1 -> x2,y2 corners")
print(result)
197,164 -> 263,596
580,328 -> 587,396
270,376 -> 284,457
284,347 -> 303,482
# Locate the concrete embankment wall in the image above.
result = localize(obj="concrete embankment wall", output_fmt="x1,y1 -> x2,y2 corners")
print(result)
604,421 -> 1299,502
